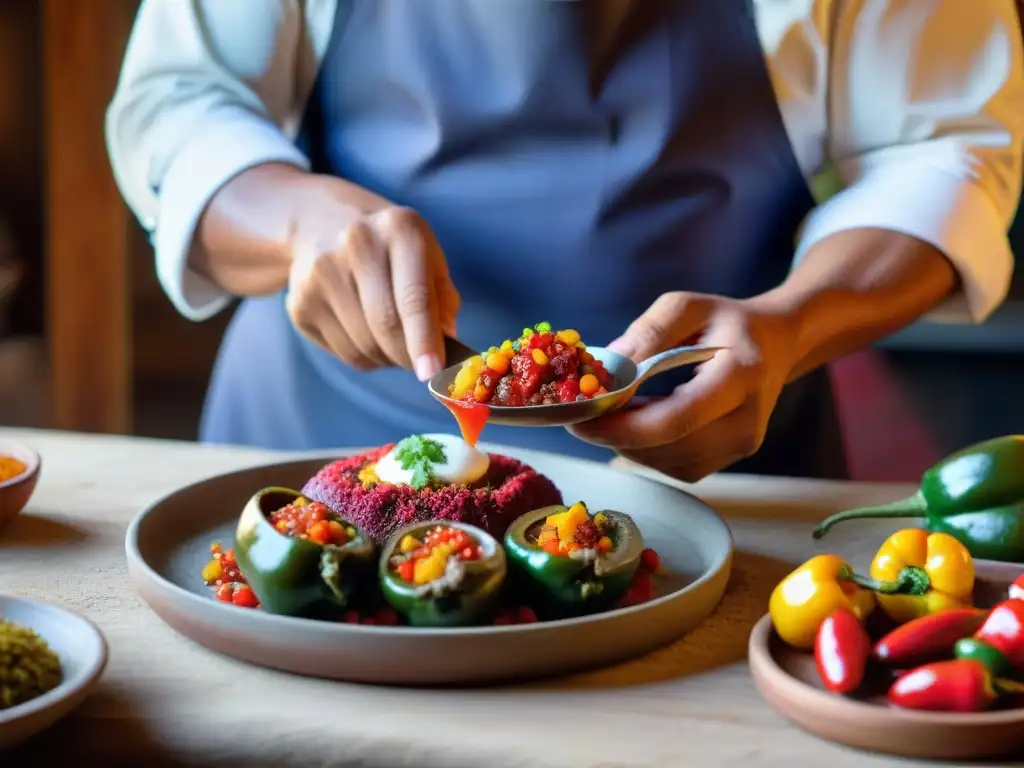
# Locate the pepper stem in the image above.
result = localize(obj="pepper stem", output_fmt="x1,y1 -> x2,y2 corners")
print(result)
837,564 -> 931,596
995,677 -> 1024,696
812,492 -> 927,540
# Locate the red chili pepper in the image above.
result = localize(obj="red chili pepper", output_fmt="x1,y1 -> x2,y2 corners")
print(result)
1010,575 -> 1024,601
955,598 -> 1024,676
814,608 -> 871,694
889,659 -> 997,712
873,607 -> 987,667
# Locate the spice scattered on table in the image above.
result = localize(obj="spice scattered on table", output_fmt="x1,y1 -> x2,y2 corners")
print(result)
0,619 -> 63,710
0,456 -> 26,483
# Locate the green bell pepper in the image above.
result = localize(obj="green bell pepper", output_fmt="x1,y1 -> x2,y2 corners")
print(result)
379,521 -> 506,627
813,435 -> 1024,562
234,487 -> 376,618
503,504 -> 643,615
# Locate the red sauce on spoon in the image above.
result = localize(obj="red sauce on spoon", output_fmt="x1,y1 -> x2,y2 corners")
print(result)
440,397 -> 490,447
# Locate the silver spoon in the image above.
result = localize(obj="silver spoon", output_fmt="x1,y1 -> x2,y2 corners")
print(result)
429,340 -> 725,427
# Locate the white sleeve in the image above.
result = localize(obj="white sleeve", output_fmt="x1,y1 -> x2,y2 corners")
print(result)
795,0 -> 1024,323
105,0 -> 311,321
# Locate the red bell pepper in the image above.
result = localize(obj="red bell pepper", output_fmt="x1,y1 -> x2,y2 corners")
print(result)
873,607 -> 987,667
889,659 -> 1024,712
815,608 -> 871,694
953,598 -> 1024,677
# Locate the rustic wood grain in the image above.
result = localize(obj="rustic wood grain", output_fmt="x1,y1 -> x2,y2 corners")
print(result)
42,1 -> 136,433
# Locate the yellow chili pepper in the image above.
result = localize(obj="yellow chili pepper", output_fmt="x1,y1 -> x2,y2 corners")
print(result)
769,554 -> 876,650
863,529 -> 974,624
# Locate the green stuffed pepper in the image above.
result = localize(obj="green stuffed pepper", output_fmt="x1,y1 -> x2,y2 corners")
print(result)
504,502 -> 643,615
379,521 -> 506,627
234,487 -> 376,618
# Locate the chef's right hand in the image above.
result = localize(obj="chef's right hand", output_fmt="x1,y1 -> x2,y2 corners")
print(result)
285,205 -> 460,381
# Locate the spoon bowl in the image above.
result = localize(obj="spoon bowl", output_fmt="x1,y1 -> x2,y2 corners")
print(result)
429,344 -> 724,427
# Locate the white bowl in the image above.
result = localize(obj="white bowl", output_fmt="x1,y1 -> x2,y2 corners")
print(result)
0,595 -> 108,749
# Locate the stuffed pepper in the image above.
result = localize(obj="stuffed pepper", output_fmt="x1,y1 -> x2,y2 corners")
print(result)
504,502 -> 643,614
234,487 -> 376,618
380,521 -> 506,627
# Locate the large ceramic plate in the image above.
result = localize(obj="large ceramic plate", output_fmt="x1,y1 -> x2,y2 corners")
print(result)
125,444 -> 733,685
749,560 -> 1024,760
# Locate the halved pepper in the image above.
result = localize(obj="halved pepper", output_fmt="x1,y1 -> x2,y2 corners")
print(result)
503,503 -> 643,615
855,529 -> 974,624
769,554 -> 876,650
379,520 -> 506,627
234,487 -> 376,618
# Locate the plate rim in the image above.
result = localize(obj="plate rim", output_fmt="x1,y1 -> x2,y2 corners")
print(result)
0,594 -> 109,725
125,444 -> 734,638
748,612 -> 1024,726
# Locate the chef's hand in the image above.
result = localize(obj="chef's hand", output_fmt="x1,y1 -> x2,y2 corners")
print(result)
286,205 -> 460,381
570,292 -> 801,482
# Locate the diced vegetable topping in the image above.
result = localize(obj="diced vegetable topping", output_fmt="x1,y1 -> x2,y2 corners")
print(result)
391,525 -> 483,586
448,323 -> 612,406
533,502 -> 614,556
202,542 -> 260,610
268,497 -> 356,546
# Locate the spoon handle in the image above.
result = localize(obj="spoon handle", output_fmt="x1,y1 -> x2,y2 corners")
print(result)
634,345 -> 725,386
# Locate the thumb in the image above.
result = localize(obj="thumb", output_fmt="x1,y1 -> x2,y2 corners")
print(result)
608,293 -> 710,362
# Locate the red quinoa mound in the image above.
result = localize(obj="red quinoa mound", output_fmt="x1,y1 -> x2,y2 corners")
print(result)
300,445 -> 563,544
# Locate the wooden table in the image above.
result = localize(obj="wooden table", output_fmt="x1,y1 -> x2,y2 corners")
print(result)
0,428 -> 1000,767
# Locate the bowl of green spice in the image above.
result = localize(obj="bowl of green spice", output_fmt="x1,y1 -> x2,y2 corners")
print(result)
0,595 -> 107,750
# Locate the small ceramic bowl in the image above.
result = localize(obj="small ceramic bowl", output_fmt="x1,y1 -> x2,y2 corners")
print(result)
0,439 -> 41,531
0,594 -> 108,750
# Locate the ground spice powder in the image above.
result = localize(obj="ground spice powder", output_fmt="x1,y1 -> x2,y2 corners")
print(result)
0,619 -> 63,709
0,457 -> 26,483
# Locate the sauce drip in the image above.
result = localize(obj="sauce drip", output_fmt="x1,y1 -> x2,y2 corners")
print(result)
441,398 -> 490,446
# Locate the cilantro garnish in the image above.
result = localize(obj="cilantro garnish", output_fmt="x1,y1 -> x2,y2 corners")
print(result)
393,435 -> 447,490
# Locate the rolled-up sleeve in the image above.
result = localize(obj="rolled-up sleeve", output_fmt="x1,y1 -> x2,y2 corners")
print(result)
796,0 -> 1024,323
106,0 -> 310,321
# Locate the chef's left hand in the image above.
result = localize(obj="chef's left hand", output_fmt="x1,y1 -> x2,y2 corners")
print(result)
570,292 -> 801,482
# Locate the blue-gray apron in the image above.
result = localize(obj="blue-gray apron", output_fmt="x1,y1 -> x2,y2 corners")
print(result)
201,0 -> 848,479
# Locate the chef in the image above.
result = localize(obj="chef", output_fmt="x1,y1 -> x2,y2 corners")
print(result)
106,0 -> 1023,481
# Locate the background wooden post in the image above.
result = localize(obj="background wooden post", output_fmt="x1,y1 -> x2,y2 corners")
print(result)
43,0 -> 136,433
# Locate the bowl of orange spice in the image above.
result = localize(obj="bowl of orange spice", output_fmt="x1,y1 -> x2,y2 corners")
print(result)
0,439 -> 40,531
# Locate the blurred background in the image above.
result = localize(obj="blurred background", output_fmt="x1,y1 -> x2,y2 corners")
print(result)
1,1 -> 1022,482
